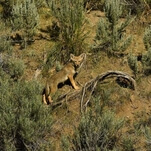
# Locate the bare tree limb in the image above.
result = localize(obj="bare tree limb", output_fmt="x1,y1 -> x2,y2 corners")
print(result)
52,71 -> 136,110
82,80 -> 98,113
80,82 -> 87,113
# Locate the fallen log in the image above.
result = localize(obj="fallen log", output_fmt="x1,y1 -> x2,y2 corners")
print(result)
52,71 -> 136,111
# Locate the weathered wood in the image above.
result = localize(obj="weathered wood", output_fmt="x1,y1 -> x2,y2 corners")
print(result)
52,71 -> 136,109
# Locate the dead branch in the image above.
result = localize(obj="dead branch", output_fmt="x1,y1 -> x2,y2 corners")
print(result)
52,71 -> 136,110
82,80 -> 98,113
80,82 -> 87,113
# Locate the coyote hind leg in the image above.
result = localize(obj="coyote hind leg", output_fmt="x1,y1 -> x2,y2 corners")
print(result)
42,94 -> 48,104
42,93 -> 53,105
42,87 -> 53,105
47,95 -> 53,104
46,85 -> 57,104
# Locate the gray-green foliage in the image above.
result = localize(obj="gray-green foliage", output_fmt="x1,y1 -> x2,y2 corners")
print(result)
142,48 -> 151,74
128,25 -> 151,76
128,54 -> 138,76
84,0 -> 105,10
49,0 -> 87,62
144,126 -> 151,151
43,44 -> 62,76
94,0 -> 133,55
0,70 -> 53,150
2,57 -> 25,80
11,0 -> 39,48
143,25 -> 151,51
121,136 -> 135,151
133,110 -> 151,150
0,21 -> 12,53
62,99 -> 125,151
34,0 -> 47,8
123,0 -> 149,16
0,0 -> 13,19
142,25 -> 151,74
0,20 -> 25,80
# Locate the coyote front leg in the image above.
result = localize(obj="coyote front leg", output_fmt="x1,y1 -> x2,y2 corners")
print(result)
68,75 -> 79,90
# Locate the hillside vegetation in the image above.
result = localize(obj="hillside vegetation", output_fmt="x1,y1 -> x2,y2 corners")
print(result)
0,0 -> 151,150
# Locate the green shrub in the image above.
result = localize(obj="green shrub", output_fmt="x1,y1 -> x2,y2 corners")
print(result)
133,110 -> 151,136
141,48 -> 151,74
127,25 -> 151,76
121,136 -> 136,151
134,110 -> 151,150
143,25 -> 151,51
144,126 -> 151,151
0,75 -> 53,150
0,21 -> 12,53
11,0 -> 39,48
62,98 -> 125,151
35,0 -> 47,8
93,0 -> 133,55
128,54 -> 138,77
0,0 -> 13,19
84,0 -> 105,11
42,44 -> 62,76
2,57 -> 25,80
140,25 -> 151,75
123,0 -> 148,16
49,0 -> 88,62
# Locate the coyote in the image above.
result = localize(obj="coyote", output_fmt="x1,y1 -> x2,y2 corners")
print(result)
42,53 -> 86,105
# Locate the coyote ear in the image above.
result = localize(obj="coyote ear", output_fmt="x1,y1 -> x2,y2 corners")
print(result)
80,53 -> 86,59
70,54 -> 75,60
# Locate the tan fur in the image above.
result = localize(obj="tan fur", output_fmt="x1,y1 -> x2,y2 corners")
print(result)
42,53 -> 86,105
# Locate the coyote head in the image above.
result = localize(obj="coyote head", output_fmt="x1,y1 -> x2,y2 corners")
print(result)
70,53 -> 86,67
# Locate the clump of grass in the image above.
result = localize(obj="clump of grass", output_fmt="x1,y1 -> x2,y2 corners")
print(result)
0,72 -> 54,150
93,0 -> 133,56
11,0 -> 39,48
0,20 -> 12,53
121,136 -> 136,151
2,57 -> 25,80
128,54 -> 138,77
141,25 -> 151,75
62,96 -> 125,151
49,0 -> 88,62
144,126 -> 151,151
133,110 -> 151,136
